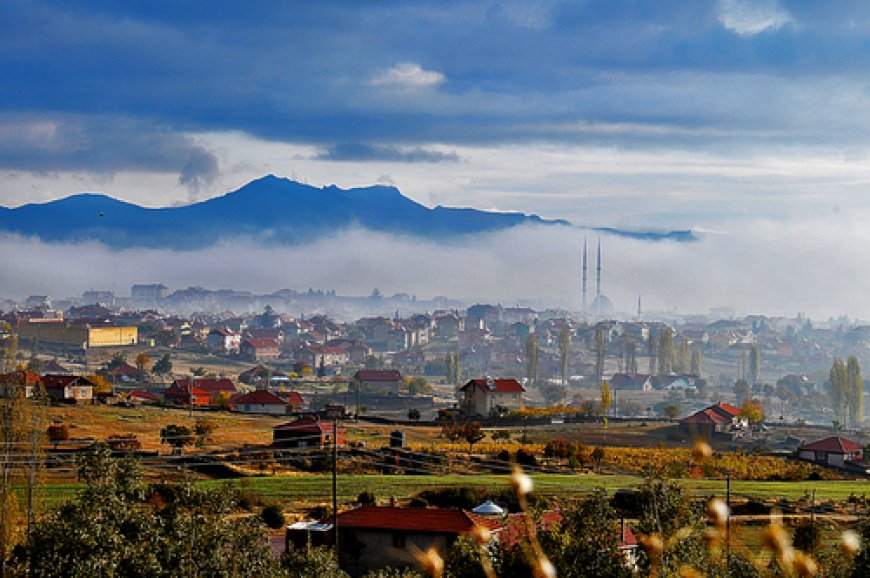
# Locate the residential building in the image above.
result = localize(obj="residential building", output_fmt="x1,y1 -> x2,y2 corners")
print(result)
459,378 -> 525,417
272,416 -> 344,448
797,436 -> 866,470
41,374 -> 95,403
353,369 -> 404,396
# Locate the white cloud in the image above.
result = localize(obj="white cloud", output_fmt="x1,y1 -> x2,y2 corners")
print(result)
370,63 -> 446,89
717,0 -> 792,36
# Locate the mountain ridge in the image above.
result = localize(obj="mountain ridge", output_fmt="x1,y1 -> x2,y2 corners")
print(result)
0,175 -> 695,247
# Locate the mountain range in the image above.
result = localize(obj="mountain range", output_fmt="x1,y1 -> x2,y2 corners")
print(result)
0,175 -> 694,248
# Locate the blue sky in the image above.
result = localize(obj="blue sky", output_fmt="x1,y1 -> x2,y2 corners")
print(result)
4,0 -> 870,227
4,1 -> 870,316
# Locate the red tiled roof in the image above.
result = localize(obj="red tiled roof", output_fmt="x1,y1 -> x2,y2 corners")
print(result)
165,384 -> 209,397
0,370 -> 40,386
274,416 -> 336,434
711,402 -> 741,417
461,378 -> 525,394
174,378 -> 236,393
336,507 -> 478,534
40,374 -> 95,389
235,389 -> 286,405
354,369 -> 403,382
129,390 -> 159,401
306,344 -> 348,355
277,391 -> 304,405
680,408 -> 732,426
799,436 -> 864,453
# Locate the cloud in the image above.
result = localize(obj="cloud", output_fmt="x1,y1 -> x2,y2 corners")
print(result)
717,0 -> 792,36
178,147 -> 220,196
370,63 -> 446,89
316,142 -> 459,163
0,114 -> 220,186
3,212 -> 870,321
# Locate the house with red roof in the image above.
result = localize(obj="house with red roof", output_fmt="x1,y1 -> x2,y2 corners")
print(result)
678,401 -> 746,440
206,327 -> 241,354
163,382 -> 211,407
40,374 -> 95,403
234,389 -> 302,415
172,377 -> 237,405
127,389 -> 160,405
240,337 -> 281,361
335,506 -> 482,575
460,378 -> 525,417
798,436 -> 866,471
353,369 -> 404,396
0,369 -> 41,398
273,416 -> 344,448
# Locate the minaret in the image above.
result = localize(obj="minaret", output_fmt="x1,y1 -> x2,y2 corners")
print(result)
637,294 -> 642,320
581,238 -> 588,312
596,238 -> 602,301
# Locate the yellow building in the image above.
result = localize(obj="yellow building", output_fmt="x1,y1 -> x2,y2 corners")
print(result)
18,320 -> 138,349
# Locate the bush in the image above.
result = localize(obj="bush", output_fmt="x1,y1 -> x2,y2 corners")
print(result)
261,504 -> 286,529
357,491 -> 377,506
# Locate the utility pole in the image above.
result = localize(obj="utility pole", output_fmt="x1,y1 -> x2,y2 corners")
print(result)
726,473 -> 731,572
333,416 -> 338,555
188,373 -> 194,419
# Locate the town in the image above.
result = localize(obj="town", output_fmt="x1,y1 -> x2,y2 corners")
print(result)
1,282 -> 869,576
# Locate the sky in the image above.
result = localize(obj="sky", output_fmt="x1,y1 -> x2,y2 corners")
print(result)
3,1 -> 870,318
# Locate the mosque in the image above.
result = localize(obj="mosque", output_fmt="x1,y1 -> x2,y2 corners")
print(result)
582,238 -> 615,318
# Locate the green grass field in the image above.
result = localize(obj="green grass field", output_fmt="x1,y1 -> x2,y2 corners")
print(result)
30,473 -> 869,511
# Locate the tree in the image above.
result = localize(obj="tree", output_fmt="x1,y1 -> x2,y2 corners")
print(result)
647,333 -> 657,376
152,353 -> 172,376
599,380 -> 612,416
540,381 -> 567,405
407,408 -> 421,421
107,351 -> 127,371
591,446 -> 606,472
159,424 -> 194,452
46,423 -> 69,449
690,346 -> 703,377
847,355 -> 863,428
407,377 -> 432,396
658,327 -> 675,375
740,399 -> 765,425
675,340 -> 690,374
19,443 -> 282,577
748,343 -> 761,385
462,422 -> 485,452
734,379 -> 751,404
662,403 -> 681,420
558,325 -> 571,385
525,334 -> 540,386
194,418 -> 216,446
830,357 -> 848,425
282,545 -> 348,578
135,352 -> 151,380
623,337 -> 637,375
594,326 -> 606,383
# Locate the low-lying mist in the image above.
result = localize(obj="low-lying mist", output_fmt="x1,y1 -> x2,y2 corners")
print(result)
1,214 -> 866,320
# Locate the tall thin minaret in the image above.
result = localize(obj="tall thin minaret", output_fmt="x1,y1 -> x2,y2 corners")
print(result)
596,238 -> 602,301
581,238 -> 588,312
637,294 -> 642,320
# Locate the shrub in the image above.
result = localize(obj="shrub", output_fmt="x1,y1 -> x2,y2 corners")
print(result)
261,504 -> 286,529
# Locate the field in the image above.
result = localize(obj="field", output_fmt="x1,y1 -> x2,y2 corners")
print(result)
29,472 -> 870,512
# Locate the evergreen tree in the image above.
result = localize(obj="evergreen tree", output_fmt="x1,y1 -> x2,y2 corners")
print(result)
675,340 -> 690,374
647,333 -> 657,376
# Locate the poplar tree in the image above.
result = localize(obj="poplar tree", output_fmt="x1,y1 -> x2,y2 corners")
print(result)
558,326 -> 571,385
830,357 -> 848,424
847,356 -> 863,428
525,334 -> 539,386
748,343 -> 761,386
690,346 -> 703,377
658,327 -> 675,376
